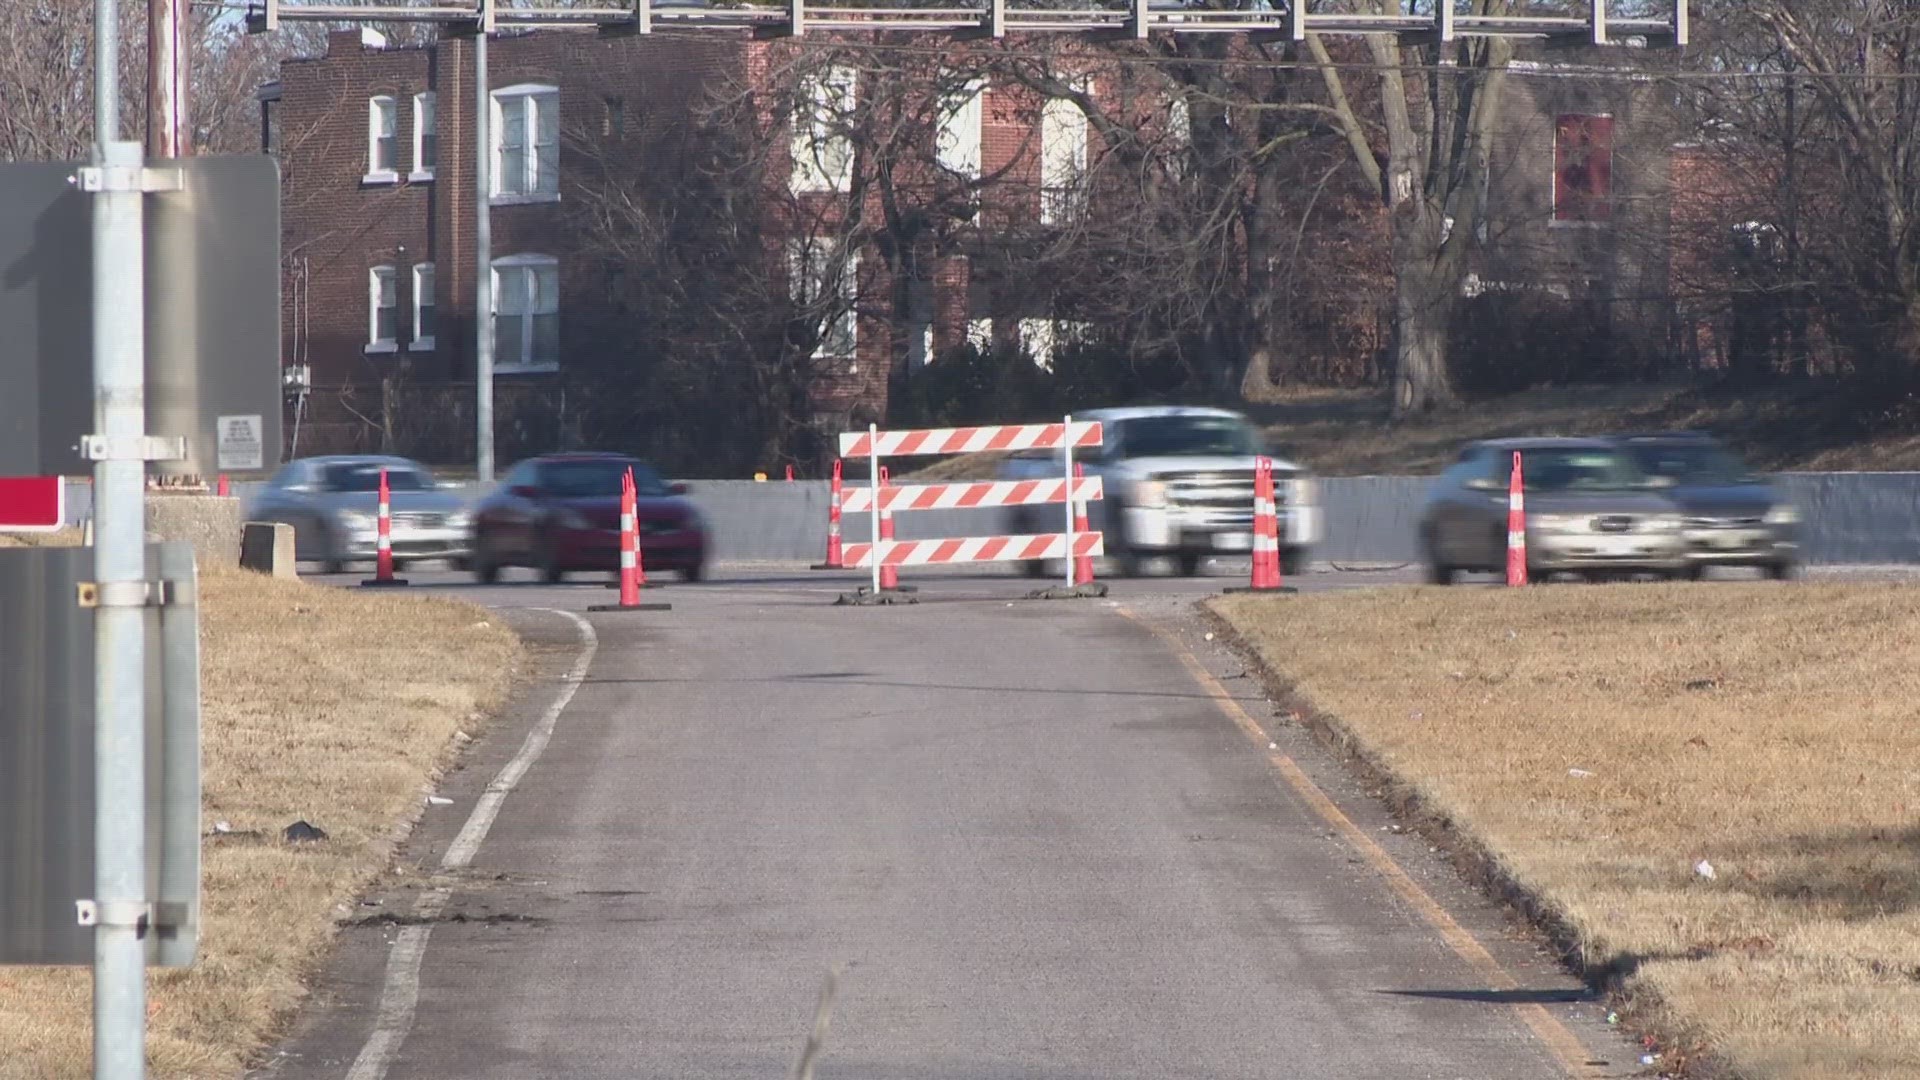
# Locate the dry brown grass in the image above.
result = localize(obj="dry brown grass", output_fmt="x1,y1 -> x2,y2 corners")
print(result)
1213,582 -> 1920,1079
0,564 -> 520,1080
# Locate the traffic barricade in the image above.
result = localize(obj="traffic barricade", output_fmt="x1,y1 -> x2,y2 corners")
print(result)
833,417 -> 1108,604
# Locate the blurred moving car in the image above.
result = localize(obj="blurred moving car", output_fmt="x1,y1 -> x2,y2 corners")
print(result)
1418,437 -> 1687,583
1000,406 -> 1320,577
249,455 -> 472,574
1610,432 -> 1800,579
469,452 -> 707,583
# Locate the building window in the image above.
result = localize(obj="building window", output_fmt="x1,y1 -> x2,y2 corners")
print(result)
412,263 -> 436,350
936,75 -> 983,180
1166,95 -> 1190,177
1040,94 -> 1089,225
493,255 -> 559,372
260,97 -> 280,155
967,318 -> 993,352
368,265 -> 398,352
493,85 -> 560,203
791,65 -> 857,194
367,95 -> 398,182
602,96 -> 625,139
788,238 -> 857,358
1553,114 -> 1614,225
412,92 -> 436,179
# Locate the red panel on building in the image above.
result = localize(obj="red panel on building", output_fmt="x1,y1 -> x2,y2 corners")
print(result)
0,476 -> 64,532
1554,114 -> 1614,223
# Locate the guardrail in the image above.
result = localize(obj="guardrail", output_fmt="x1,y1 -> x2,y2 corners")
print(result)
60,471 -> 1920,567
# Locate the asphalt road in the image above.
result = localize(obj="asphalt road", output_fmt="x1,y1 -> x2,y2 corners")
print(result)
258,560 -> 1644,1080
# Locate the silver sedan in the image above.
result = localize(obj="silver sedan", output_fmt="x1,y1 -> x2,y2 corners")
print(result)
248,455 -> 473,573
1418,438 -> 1689,583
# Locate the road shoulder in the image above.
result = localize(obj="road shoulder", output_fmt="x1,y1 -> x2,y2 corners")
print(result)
248,607 -> 592,1080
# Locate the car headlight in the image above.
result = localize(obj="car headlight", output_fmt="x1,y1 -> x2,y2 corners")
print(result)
1132,480 -> 1168,509
337,509 -> 375,532
447,510 -> 473,530
1289,476 -> 1317,504
1643,515 -> 1684,533
1531,513 -> 1584,532
1766,504 -> 1800,525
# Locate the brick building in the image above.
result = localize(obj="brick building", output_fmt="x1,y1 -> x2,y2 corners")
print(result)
261,27 -> 1128,467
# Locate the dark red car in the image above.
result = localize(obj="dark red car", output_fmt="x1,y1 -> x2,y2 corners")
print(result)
469,453 -> 708,583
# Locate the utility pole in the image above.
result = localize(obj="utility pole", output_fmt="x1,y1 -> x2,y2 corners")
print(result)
90,0 -> 155,1073
147,0 -> 190,158
474,22 -> 494,482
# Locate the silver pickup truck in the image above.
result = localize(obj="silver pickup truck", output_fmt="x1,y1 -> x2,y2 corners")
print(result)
1000,406 -> 1320,577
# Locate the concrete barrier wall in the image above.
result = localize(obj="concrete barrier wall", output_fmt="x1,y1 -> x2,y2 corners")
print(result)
61,473 -> 1920,566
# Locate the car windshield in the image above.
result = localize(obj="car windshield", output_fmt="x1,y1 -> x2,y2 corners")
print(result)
1624,443 -> 1755,485
1118,416 -> 1260,458
1511,448 -> 1648,492
323,463 -> 433,492
544,460 -> 671,499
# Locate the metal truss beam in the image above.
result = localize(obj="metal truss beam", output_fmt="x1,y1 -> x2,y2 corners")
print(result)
247,0 -> 1686,49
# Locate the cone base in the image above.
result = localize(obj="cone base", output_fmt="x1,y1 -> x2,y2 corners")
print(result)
1222,585 -> 1298,595
809,563 -> 847,571
587,602 -> 673,612
360,578 -> 411,588
603,580 -> 664,588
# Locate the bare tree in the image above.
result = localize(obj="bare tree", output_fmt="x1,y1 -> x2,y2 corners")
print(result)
1300,2 -> 1519,416
1739,1 -> 1920,375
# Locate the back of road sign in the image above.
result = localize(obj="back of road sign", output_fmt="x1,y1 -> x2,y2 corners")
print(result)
0,543 -> 201,967
0,155 -> 283,479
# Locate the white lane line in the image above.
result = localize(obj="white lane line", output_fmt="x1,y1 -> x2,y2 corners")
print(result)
344,608 -> 598,1080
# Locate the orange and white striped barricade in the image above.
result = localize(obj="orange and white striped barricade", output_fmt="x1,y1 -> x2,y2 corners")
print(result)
833,416 -> 1107,604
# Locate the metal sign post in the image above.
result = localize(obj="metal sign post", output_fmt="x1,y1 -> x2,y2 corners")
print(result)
90,0 -> 156,1071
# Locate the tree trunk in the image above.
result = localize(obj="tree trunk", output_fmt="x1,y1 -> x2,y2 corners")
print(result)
1390,297 -> 1453,417
1388,252 -> 1460,417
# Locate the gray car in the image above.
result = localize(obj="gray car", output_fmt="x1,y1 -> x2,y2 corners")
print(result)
248,455 -> 473,573
1610,432 -> 1800,579
1418,437 -> 1688,584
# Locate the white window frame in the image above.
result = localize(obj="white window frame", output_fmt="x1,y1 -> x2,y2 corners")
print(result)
1040,92 -> 1090,225
787,238 -> 858,359
936,75 -> 984,181
367,265 -> 398,353
491,84 -> 561,205
411,262 -> 435,351
491,254 -> 560,374
366,95 -> 398,184
411,91 -> 436,181
791,65 -> 857,194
